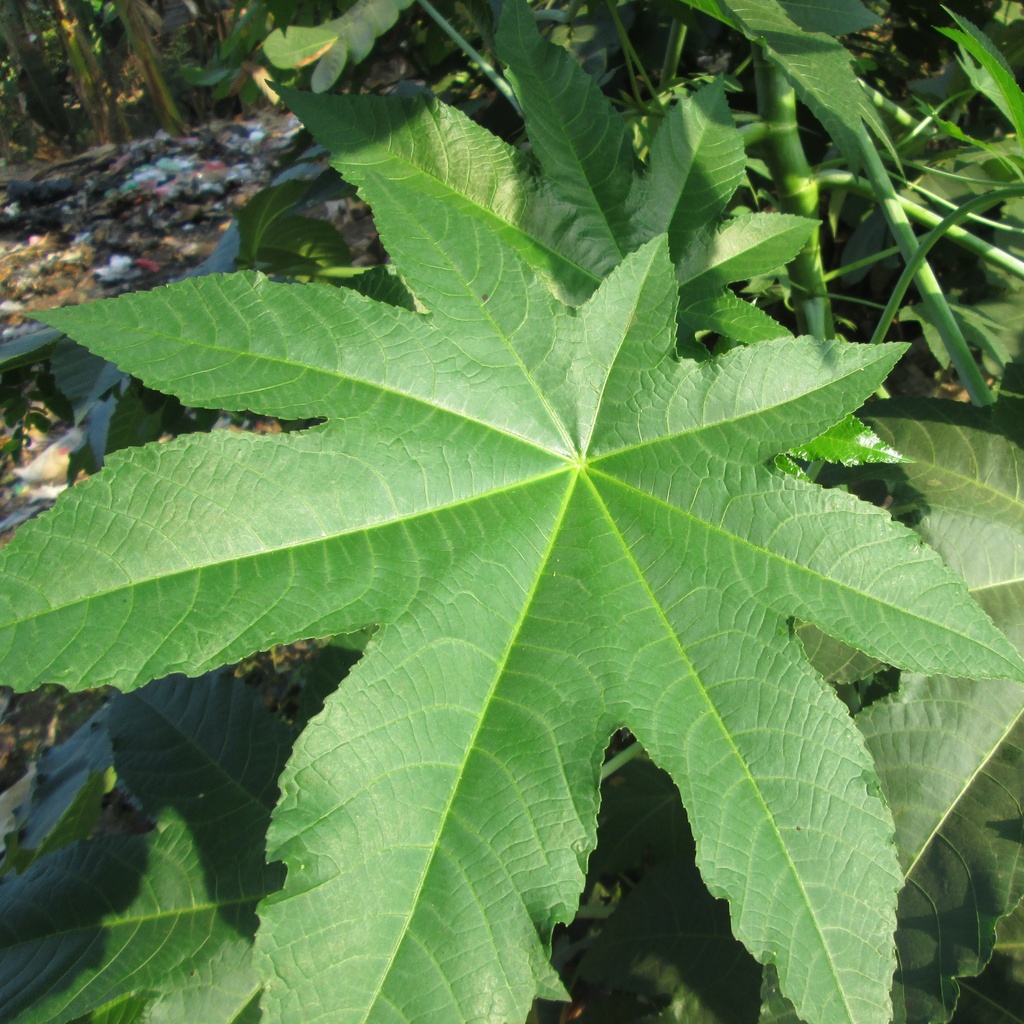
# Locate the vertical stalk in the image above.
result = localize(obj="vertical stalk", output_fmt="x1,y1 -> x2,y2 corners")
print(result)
752,47 -> 833,338
113,0 -> 186,136
417,0 -> 522,116
0,0 -> 75,146
50,0 -> 127,144
856,126 -> 994,405
659,17 -> 686,88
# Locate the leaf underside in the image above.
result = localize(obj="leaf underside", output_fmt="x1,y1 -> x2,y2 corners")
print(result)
2,9 -> 1022,1024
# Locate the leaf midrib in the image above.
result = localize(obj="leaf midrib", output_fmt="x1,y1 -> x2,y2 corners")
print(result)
592,469 -> 1015,668
127,699 -> 275,819
368,172 -> 578,454
903,456 -> 1024,528
356,470 -> 578,1024
4,889 -> 262,950
112,309 -> 573,457
343,137 -> 602,294
583,471 -> 857,1024
6,466 -> 571,631
589,355 -> 892,462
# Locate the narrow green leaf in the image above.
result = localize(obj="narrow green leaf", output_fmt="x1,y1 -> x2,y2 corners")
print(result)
629,78 -> 748,259
938,15 -> 1024,143
497,0 -> 634,270
678,289 -> 791,345
676,213 -> 818,292
262,25 -> 338,69
38,273 -> 571,451
789,413 -> 910,466
280,88 -> 602,302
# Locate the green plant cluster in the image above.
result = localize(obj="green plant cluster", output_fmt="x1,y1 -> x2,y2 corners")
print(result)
2,2 -> 1024,1023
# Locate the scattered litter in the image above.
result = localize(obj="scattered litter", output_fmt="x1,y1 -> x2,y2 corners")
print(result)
0,110 -> 304,343
11,427 -> 83,487
93,253 -> 139,284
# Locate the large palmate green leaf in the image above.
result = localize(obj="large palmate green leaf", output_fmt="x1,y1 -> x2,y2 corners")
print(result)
778,0 -> 876,36
3,29 -> 1023,1019
845,398 -> 1024,1024
0,674 -> 287,1023
3,194 -> 1021,1024
284,6 -> 783,341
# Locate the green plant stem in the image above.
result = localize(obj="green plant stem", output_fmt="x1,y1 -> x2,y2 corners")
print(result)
112,0 -> 185,136
823,292 -> 888,310
906,177 -> 1024,232
738,119 -> 770,145
600,741 -> 644,780
817,170 -> 1024,282
563,0 -> 585,21
417,0 -> 523,117
605,0 -> 660,111
869,184 -> 1024,346
752,47 -> 833,338
822,245 -> 901,282
660,17 -> 687,86
859,81 -> 918,132
856,127 -> 993,405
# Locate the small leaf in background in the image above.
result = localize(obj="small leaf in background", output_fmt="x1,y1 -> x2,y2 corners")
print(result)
581,760 -> 762,1023
235,179 -> 351,279
788,413 -> 909,466
262,24 -> 339,69
580,859 -> 762,1023
938,13 -> 1024,144
796,622 -> 884,686
952,899 -> 1024,1024
674,213 -> 815,342
50,339 -> 127,426
309,0 -> 418,92
588,758 -> 692,882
